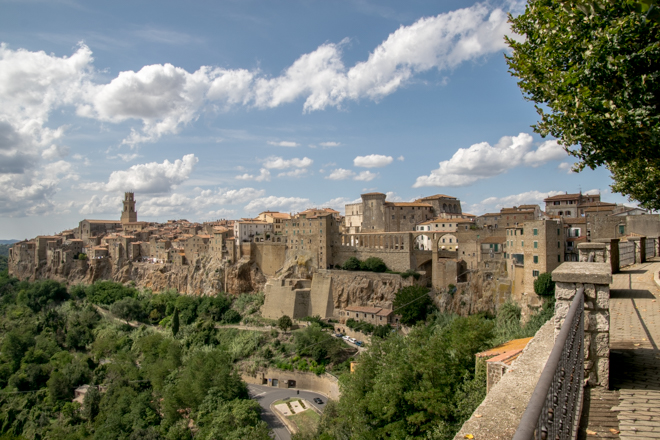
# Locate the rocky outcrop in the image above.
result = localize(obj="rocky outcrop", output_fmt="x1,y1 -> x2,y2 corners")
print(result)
10,255 -> 267,297
325,270 -> 416,310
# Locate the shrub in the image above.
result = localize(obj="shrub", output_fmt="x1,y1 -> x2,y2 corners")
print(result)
222,309 -> 241,324
360,257 -> 387,273
278,315 -> 293,331
401,270 -> 421,280
342,257 -> 361,271
393,285 -> 434,326
534,272 -> 555,296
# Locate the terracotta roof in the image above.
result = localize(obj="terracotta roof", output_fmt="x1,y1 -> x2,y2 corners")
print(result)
476,337 -> 533,358
361,192 -> 386,196
82,219 -> 122,224
578,201 -> 615,208
344,306 -> 384,314
500,208 -> 535,214
453,218 -> 474,223
417,194 -> 457,200
461,213 -> 476,217
480,213 -> 500,217
544,193 -> 581,201
387,202 -> 432,207
518,204 -> 539,209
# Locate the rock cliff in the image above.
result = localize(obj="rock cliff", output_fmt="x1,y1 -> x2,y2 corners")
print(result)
11,256 -> 267,297
325,270 -> 415,310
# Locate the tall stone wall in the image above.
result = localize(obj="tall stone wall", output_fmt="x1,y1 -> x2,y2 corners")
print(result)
241,369 -> 340,400
333,248 -> 414,272
252,242 -> 287,276
310,272 -> 334,318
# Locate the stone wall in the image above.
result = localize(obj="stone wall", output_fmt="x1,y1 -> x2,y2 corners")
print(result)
241,368 -> 340,400
252,242 -> 287,276
323,269 -> 414,311
333,247 -> 414,272
552,262 -> 611,387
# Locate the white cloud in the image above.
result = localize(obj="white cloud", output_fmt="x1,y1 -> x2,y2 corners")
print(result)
326,168 -> 355,180
267,141 -> 299,147
79,194 -> 122,215
320,141 -> 341,148
354,170 -> 378,181
104,154 -> 198,193
558,162 -> 576,174
413,133 -> 569,188
263,156 -> 313,169
277,169 -> 309,178
354,154 -> 393,168
397,156 -> 405,161
122,187 -> 265,217
244,196 -> 311,213
468,190 -> 563,215
236,168 -> 271,182
41,144 -> 70,160
0,3 -> 516,148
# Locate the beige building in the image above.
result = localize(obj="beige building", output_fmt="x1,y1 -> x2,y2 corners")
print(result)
120,192 -> 138,224
505,219 -> 564,297
282,210 -> 341,269
256,211 -> 292,235
234,219 -> 272,243
544,192 -> 601,218
344,202 -> 363,234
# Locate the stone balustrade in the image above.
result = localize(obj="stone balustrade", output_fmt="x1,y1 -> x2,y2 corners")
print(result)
552,262 -> 611,387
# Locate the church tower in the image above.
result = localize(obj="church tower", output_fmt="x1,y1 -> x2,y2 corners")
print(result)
121,192 -> 138,224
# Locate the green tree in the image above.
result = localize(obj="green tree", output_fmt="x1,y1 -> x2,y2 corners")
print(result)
172,307 -> 180,337
222,309 -> 241,324
393,286 -> 434,326
110,297 -> 144,324
360,257 -> 388,273
278,315 -> 293,332
506,1 -> 660,207
342,257 -> 361,271
82,385 -> 101,421
534,272 -> 555,296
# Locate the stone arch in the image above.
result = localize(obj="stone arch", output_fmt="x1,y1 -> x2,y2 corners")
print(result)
414,234 -> 432,250
438,233 -> 458,251
443,203 -> 447,212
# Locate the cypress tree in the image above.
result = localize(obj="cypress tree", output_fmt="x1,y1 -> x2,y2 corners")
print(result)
172,307 -> 180,337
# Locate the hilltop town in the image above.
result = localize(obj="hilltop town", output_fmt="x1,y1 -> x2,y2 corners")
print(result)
8,191 -> 660,322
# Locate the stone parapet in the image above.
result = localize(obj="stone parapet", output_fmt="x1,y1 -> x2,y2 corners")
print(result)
628,236 -> 646,264
552,262 -> 611,387
578,242 -> 607,263
593,238 -> 620,274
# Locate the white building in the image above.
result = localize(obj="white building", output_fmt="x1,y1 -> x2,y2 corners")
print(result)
234,219 -> 273,242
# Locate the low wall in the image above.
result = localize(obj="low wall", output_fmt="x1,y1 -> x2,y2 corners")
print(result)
333,324 -> 372,344
333,248 -> 413,272
242,368 -> 340,400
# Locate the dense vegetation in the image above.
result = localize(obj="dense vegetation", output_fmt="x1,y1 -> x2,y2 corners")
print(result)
341,257 -> 388,272
0,272 -> 274,440
303,298 -> 555,440
506,0 -> 660,209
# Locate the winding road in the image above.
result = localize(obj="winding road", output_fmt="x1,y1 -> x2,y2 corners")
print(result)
248,384 -> 327,440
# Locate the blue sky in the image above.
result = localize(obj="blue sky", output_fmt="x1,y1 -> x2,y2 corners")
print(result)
0,0 -> 628,239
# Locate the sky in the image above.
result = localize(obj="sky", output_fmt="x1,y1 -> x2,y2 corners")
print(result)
0,0 -> 632,239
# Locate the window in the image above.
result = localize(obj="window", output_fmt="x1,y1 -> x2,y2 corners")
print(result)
533,270 -> 540,277
534,241 -> 538,249
558,241 -> 561,248
521,229 -> 524,235
521,241 -> 524,247
619,225 -> 625,234
533,255 -> 539,264
558,255 -> 561,262
557,228 -> 561,235
533,228 -> 538,236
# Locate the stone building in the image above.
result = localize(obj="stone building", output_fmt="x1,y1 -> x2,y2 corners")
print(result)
256,211 -> 292,235
282,210 -> 341,269
338,306 -> 400,326
344,202 -> 363,234
544,192 -> 601,218
505,219 -> 564,299
414,217 -> 474,251
234,219 -> 272,243
78,220 -> 122,243
351,193 -> 462,232
120,192 -> 138,224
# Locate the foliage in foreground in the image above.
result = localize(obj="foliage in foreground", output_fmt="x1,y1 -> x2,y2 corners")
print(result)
506,0 -> 660,209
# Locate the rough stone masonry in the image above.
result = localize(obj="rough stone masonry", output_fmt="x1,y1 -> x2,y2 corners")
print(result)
552,262 -> 612,388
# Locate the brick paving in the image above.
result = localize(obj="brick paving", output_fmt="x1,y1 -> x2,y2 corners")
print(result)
608,260 -> 660,439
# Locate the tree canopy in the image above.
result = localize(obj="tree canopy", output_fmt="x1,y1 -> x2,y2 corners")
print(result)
506,0 -> 660,208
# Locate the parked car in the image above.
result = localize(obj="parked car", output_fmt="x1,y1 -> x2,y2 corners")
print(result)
342,335 -> 350,341
313,398 -> 324,404
348,337 -> 356,344
355,341 -> 363,347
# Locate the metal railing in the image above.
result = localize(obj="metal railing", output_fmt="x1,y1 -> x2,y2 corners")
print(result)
619,241 -> 635,267
646,238 -> 657,260
512,286 -> 585,440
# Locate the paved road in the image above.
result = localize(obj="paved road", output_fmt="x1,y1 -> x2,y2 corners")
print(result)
248,384 -> 327,440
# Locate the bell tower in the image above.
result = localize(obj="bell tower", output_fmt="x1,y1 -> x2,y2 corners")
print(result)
121,192 -> 138,224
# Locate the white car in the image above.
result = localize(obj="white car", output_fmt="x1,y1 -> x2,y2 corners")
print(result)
342,335 -> 350,341
348,337 -> 357,344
